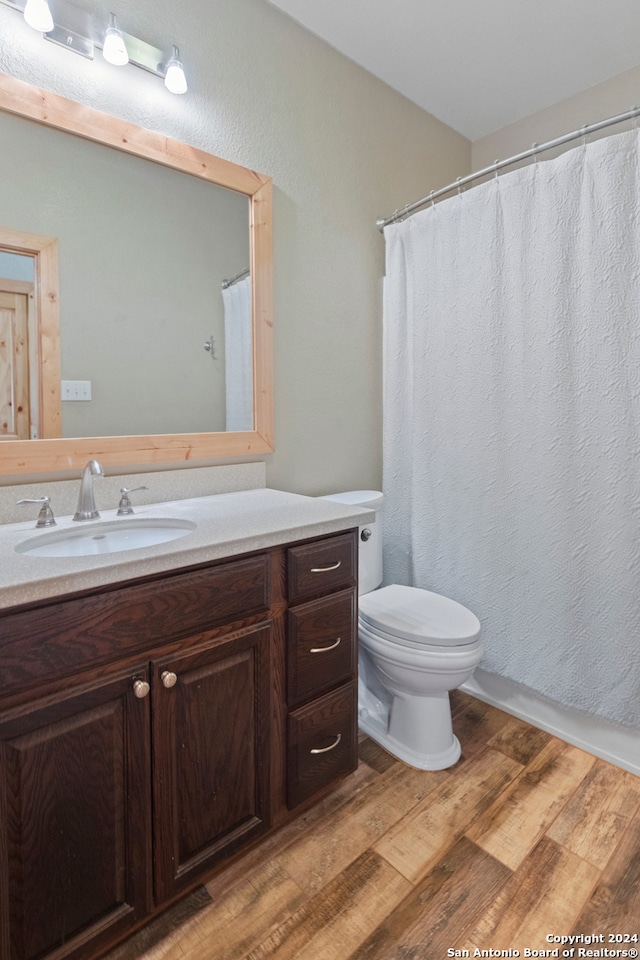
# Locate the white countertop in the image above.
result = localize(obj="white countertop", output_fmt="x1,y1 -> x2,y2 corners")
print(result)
0,488 -> 372,610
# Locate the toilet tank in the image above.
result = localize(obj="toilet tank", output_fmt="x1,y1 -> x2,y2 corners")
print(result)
320,490 -> 384,595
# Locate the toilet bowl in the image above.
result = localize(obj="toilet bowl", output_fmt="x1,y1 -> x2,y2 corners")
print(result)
321,491 -> 483,771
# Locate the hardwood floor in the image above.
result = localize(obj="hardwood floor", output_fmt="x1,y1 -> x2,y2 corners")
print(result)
118,692 -> 640,960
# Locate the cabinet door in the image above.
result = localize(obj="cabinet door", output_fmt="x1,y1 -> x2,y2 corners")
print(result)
152,625 -> 272,902
0,669 -> 152,960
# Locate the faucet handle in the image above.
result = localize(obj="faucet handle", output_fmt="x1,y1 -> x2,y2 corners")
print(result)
17,496 -> 57,528
117,486 -> 148,516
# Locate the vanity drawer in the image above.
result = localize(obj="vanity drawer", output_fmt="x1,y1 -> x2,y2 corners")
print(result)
287,532 -> 357,603
287,591 -> 356,707
287,682 -> 357,808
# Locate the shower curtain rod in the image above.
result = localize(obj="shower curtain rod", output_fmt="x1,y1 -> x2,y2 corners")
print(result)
221,267 -> 249,289
377,104 -> 640,232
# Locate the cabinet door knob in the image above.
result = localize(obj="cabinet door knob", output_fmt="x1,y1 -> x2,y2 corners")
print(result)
310,560 -> 342,573
310,733 -> 342,755
161,670 -> 178,688
133,679 -> 150,699
310,637 -> 342,654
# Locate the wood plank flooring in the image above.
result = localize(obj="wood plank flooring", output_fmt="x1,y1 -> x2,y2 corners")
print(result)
118,692 -> 640,960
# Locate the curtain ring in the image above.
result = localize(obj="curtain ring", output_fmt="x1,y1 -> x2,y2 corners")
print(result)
456,177 -> 463,196
532,143 -> 539,165
494,159 -> 500,181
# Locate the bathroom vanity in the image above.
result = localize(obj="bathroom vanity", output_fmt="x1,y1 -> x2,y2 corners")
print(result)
0,489 -> 369,960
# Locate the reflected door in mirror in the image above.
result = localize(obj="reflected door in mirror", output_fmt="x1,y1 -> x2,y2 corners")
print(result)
0,282 -> 35,440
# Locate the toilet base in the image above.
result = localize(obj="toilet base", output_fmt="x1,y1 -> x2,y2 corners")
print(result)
358,680 -> 462,771
359,710 -> 461,771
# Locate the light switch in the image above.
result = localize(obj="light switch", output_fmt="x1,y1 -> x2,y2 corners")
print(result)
61,380 -> 92,401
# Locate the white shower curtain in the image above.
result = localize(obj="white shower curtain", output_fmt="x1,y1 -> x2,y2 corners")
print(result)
383,128 -> 640,730
222,274 -> 253,431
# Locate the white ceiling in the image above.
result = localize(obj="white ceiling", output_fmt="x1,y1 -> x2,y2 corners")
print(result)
265,0 -> 640,141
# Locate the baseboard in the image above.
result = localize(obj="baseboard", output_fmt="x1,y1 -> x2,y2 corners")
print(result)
460,668 -> 640,776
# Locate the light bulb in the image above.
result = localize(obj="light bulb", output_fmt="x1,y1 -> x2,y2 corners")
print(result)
164,46 -> 187,95
23,0 -> 54,32
103,15 -> 129,66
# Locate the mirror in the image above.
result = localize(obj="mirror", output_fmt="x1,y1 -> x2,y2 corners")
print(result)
0,138 -> 252,440
0,72 -> 273,475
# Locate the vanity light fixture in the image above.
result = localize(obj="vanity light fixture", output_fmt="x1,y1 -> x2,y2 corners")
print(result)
0,0 -> 188,93
164,46 -> 187,95
23,0 -> 53,31
102,13 -> 128,66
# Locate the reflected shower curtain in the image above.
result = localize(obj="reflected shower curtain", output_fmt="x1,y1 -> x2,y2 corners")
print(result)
222,275 -> 253,431
383,129 -> 640,730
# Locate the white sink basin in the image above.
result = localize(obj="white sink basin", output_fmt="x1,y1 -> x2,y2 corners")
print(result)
16,518 -> 197,558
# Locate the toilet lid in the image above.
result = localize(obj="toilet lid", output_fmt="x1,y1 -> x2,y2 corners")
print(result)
359,584 -> 481,647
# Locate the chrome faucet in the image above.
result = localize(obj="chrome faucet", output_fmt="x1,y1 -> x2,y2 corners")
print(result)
73,459 -> 104,521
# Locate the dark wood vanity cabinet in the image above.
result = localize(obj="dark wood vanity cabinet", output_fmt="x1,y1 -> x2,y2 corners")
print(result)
0,529 -> 358,960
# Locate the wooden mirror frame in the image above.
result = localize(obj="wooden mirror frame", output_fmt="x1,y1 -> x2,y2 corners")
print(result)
0,72 -> 273,475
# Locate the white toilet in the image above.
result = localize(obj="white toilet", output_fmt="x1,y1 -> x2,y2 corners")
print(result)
322,491 -> 483,771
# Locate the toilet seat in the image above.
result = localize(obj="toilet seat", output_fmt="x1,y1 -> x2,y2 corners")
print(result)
359,583 -> 481,649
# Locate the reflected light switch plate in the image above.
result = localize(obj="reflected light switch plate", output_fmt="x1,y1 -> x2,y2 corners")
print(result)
61,380 -> 92,401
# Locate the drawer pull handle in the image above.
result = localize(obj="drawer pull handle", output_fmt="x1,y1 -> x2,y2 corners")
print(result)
161,671 -> 178,688
310,637 -> 342,654
310,733 -> 342,755
310,560 -> 342,573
